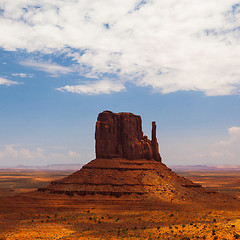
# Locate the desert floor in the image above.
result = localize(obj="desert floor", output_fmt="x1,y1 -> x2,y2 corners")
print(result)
0,169 -> 239,240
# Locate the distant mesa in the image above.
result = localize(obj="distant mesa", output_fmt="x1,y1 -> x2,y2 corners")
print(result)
39,111 -> 225,202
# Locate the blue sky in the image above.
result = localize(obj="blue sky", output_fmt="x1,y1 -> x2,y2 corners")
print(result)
0,0 -> 240,166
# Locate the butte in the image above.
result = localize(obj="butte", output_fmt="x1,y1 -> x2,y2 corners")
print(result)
39,111 -> 225,202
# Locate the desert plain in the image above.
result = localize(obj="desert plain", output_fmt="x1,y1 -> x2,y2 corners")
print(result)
0,168 -> 239,240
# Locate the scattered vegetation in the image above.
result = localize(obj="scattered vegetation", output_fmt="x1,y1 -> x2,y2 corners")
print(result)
1,205 -> 240,239
0,170 -> 239,239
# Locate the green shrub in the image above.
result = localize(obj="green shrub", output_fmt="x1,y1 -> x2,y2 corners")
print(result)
234,233 -> 240,239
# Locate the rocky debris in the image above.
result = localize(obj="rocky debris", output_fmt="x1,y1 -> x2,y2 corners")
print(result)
95,111 -> 161,161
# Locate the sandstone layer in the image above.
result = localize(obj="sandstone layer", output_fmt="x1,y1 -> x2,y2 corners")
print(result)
39,158 -> 205,201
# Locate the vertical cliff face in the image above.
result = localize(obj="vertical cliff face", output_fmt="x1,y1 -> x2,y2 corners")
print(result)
95,110 -> 162,161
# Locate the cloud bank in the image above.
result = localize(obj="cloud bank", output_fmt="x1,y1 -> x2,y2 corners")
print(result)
0,77 -> 18,86
57,80 -> 125,95
162,126 -> 240,165
0,145 -> 81,166
1,0 -> 240,95
20,60 -> 74,76
209,126 -> 240,160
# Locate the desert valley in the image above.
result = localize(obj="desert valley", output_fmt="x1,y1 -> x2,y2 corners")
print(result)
2,1 -> 240,239
0,111 -> 239,240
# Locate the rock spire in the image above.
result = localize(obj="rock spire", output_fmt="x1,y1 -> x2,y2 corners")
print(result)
152,121 -> 161,162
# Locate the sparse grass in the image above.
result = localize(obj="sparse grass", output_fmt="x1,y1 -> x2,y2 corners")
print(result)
1,206 -> 240,239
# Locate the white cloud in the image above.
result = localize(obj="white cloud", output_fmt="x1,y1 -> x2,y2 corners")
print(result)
67,150 -> 81,158
12,73 -> 27,77
0,77 -> 18,86
228,126 -> 240,137
57,80 -> 125,95
11,73 -> 33,78
11,73 -> 34,78
0,145 -> 81,166
20,60 -> 74,75
162,126 -> 240,165
5,145 -> 19,158
1,1 -> 240,95
206,126 -> 240,162
0,145 -> 44,160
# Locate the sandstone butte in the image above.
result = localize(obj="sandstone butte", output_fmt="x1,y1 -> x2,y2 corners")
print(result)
39,111 -> 232,202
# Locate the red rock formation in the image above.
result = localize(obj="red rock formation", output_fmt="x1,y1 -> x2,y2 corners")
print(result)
39,110 -> 222,202
95,111 -> 161,161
